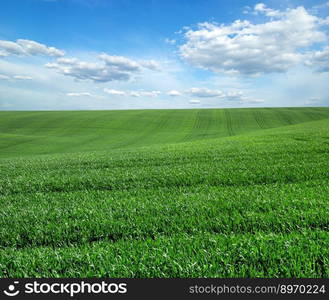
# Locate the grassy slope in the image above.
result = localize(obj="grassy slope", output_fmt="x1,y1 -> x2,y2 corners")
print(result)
1,107 -> 329,158
0,107 -> 328,277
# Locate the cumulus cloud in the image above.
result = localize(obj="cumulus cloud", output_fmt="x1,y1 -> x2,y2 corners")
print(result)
222,91 -> 264,103
167,90 -> 182,96
97,86 -> 262,103
99,53 -> 140,72
46,54 -> 160,83
99,87 -> 261,102
139,60 -> 161,71
188,87 -> 225,98
180,4 -> 329,75
225,91 -> 244,100
103,88 -> 162,97
17,39 -> 65,56
104,88 -> 126,96
46,59 -> 130,82
186,88 -> 264,103
0,40 -> 25,55
0,39 -> 64,57
305,46 -> 329,72
66,92 -> 92,97
130,90 -> 161,97
320,16 -> 329,25
254,3 -> 281,17
55,57 -> 78,65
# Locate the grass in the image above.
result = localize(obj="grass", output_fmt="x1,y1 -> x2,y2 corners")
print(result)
0,107 -> 328,277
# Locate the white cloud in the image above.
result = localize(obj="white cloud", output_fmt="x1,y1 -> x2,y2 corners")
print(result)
16,39 -> 65,57
189,99 -> 201,104
0,40 -> 25,55
98,87 -> 258,102
56,57 -> 78,65
46,57 -> 132,82
139,60 -> 161,71
188,87 -> 224,98
103,88 -> 162,97
98,53 -> 140,72
104,88 -> 126,96
99,54 -> 161,72
180,4 -> 328,75
186,88 -> 264,103
254,3 -> 281,17
225,91 -> 245,101
0,73 -> 33,80
0,39 -> 64,57
143,91 -> 161,97
46,54 -> 160,83
241,99 -> 264,104
66,92 -> 92,97
130,90 -> 161,97
320,16 -> 329,25
167,90 -> 182,96
130,91 -> 141,97
305,46 -> 329,72
13,75 -> 33,80
304,97 -> 320,105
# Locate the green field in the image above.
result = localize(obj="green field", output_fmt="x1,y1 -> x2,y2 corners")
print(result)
0,107 -> 329,277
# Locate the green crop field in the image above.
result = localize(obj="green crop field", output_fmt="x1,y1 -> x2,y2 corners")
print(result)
0,107 -> 329,277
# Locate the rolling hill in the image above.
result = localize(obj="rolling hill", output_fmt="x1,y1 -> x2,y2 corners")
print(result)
1,107 -> 329,158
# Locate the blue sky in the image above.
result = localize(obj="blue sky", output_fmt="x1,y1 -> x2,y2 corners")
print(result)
0,0 -> 328,110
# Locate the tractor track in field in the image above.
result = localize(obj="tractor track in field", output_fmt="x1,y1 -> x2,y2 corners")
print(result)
224,109 -> 235,136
